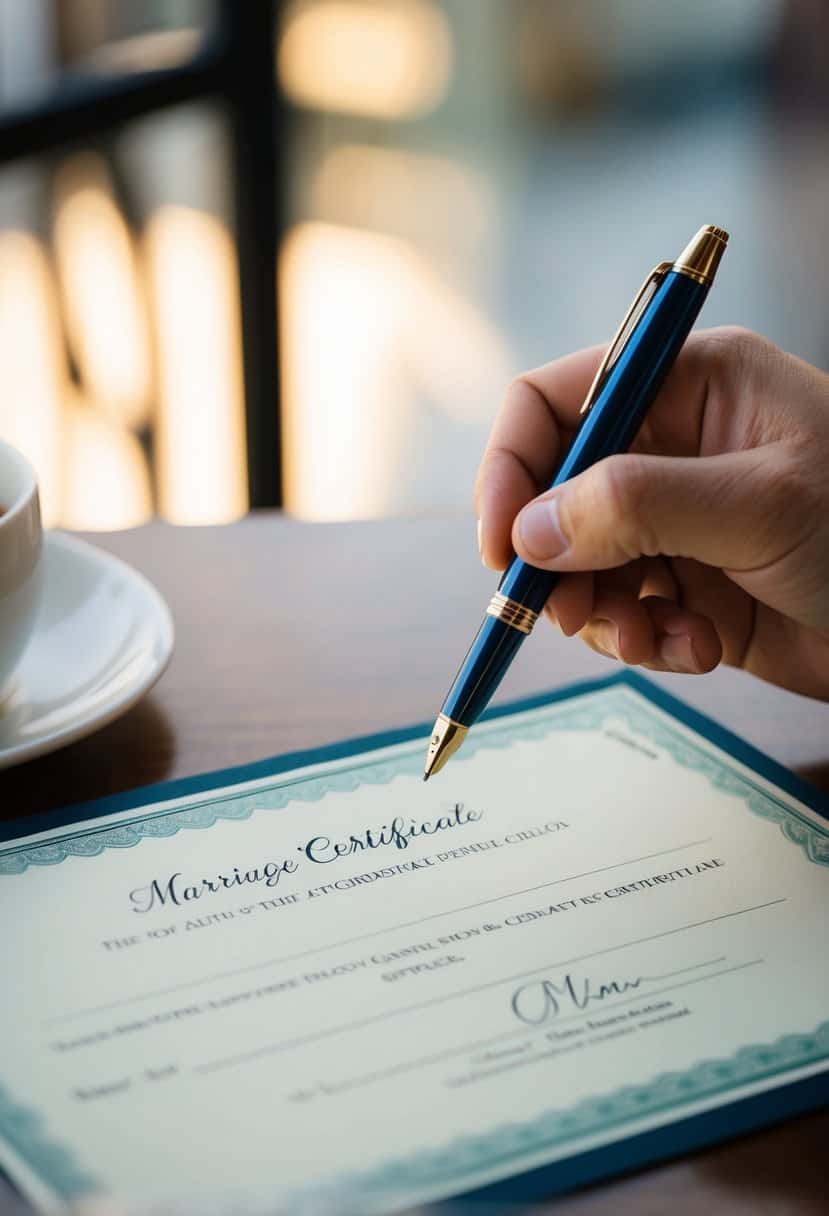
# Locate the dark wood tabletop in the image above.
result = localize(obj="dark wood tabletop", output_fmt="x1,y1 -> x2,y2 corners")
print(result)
2,513 -> 827,1214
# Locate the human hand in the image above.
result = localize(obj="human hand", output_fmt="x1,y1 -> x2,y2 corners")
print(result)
475,327 -> 829,701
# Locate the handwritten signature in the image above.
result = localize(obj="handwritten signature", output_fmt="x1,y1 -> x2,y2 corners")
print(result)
511,959 -> 720,1025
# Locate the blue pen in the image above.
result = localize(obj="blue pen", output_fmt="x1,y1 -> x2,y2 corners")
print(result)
423,225 -> 729,779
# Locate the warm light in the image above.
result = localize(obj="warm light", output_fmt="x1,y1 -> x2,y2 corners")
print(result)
0,231 -> 66,525
53,155 -> 151,431
61,389 -> 152,531
79,27 -> 204,75
144,205 -> 248,525
397,258 -> 513,426
280,223 -> 511,520
311,144 -> 495,255
278,0 -> 452,119
280,224 -> 411,519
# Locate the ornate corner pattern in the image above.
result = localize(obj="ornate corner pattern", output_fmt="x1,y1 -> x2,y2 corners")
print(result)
609,689 -> 829,868
464,687 -> 829,868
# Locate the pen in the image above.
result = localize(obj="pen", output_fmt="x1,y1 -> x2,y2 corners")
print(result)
423,224 -> 729,780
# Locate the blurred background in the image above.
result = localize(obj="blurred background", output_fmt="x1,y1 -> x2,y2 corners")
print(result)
0,0 -> 827,530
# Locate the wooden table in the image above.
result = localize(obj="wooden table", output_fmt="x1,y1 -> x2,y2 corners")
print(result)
2,513 -> 827,1213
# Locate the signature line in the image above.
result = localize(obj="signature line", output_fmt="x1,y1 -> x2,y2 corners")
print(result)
300,958 -> 764,1098
194,899 -> 783,1075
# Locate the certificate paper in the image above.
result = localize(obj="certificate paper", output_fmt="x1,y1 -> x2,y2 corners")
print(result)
1,674 -> 828,1214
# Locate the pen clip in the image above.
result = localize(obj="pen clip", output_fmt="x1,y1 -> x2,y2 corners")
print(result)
579,261 -> 672,415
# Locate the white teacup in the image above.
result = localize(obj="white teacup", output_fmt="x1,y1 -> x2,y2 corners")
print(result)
0,440 -> 43,694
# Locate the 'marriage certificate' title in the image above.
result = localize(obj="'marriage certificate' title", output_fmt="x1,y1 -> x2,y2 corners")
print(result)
129,803 -> 484,914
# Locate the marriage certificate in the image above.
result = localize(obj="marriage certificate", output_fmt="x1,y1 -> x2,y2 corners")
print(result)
1,674 -> 827,1213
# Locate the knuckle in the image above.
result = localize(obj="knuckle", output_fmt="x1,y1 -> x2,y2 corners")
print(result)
706,324 -> 761,350
473,445 -> 495,498
474,443 -> 509,506
508,373 -> 534,395
768,443 -> 820,543
472,456 -> 491,514
699,326 -> 781,392
701,325 -> 765,359
554,486 -> 578,548
505,375 -> 541,415
728,443 -> 818,569
596,455 -> 659,560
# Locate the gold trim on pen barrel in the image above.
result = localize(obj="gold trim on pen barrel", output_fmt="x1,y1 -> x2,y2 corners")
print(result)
486,593 -> 539,635
423,225 -> 729,784
422,599 -> 536,781
672,224 -> 729,286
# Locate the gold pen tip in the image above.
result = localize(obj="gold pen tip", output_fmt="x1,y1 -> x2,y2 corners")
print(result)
423,714 -> 469,780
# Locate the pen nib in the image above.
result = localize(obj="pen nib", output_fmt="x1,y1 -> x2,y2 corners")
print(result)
423,715 -> 469,781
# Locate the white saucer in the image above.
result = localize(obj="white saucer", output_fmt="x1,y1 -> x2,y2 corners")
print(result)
0,532 -> 174,769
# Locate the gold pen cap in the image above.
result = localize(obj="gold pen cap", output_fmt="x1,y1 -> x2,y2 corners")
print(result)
672,225 -> 729,286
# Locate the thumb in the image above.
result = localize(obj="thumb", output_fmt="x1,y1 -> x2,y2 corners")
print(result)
512,447 -> 800,574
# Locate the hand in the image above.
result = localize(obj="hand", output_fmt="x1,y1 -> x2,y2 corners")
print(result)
475,327 -> 829,701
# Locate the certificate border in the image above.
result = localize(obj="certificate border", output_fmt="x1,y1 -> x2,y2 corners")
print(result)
1,671 -> 828,1211
0,1084 -> 96,1204
2,671 -> 828,868
413,1069 -> 829,1213
317,1024 -> 829,1215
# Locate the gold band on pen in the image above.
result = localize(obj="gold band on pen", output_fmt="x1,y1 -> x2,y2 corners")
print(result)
671,225 -> 728,287
486,593 -> 539,635
578,226 -> 728,418
671,265 -> 711,286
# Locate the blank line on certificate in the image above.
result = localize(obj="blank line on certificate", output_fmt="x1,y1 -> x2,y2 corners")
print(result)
47,836 -> 713,1025
195,900 -> 782,1075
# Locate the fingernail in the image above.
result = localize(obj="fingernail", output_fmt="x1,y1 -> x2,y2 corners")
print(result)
477,518 -> 483,563
594,622 -> 620,661
659,634 -> 702,674
518,496 -> 566,561
544,603 -> 563,632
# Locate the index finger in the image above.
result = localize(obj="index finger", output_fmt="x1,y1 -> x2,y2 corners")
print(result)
475,345 -> 603,570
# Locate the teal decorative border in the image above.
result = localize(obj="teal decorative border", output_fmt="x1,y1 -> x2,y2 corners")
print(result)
1,683 -> 827,875
606,688 -> 829,867
4,1021 -> 827,1212
0,754 -> 421,875
1,675 -> 828,1206
0,1084 -> 97,1201
295,1019 -> 829,1213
